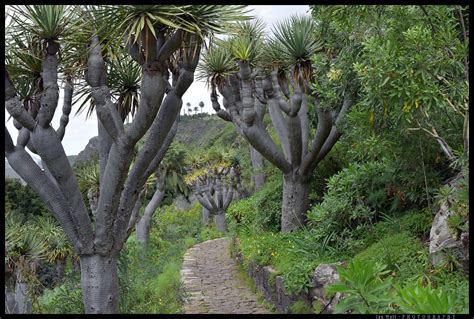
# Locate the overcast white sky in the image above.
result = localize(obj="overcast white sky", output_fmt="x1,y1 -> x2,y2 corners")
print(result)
5,5 -> 310,156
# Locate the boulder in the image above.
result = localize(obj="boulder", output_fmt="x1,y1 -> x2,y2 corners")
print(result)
429,173 -> 469,276
309,263 -> 344,314
430,207 -> 469,274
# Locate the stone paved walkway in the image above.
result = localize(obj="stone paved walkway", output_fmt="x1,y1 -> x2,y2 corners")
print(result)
181,237 -> 271,314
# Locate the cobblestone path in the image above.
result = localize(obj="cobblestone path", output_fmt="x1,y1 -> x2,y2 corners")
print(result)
181,237 -> 271,314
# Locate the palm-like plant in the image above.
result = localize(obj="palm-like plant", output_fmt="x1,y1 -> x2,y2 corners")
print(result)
5,33 -> 44,119
199,101 -> 204,113
8,5 -> 81,43
33,216 -> 75,265
196,45 -> 237,89
272,15 -> 322,81
87,5 -> 250,61
5,212 -> 46,277
5,210 -> 47,314
197,13 -> 356,232
73,53 -> 141,120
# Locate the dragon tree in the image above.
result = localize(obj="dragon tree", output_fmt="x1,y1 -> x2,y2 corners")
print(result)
198,16 -> 358,232
5,5 -> 249,313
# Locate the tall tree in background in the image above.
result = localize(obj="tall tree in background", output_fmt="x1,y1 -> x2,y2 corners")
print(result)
198,17 -> 359,231
185,154 -> 237,232
5,5 -> 249,313
185,102 -> 191,115
135,142 -> 190,248
199,100 -> 204,114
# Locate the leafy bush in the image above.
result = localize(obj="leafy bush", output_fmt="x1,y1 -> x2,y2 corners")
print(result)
290,300 -> 313,314
34,272 -> 83,314
395,278 -> 458,314
228,174 -> 282,232
327,259 -> 394,314
235,230 -> 336,295
5,178 -> 49,217
428,269 -> 469,313
199,225 -> 225,242
367,209 -> 434,243
328,259 -> 466,314
308,161 -> 395,231
354,232 -> 428,285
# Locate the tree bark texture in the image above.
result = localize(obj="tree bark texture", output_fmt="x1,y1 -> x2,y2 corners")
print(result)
281,174 -> 310,232
214,210 -> 228,233
136,187 -> 165,247
250,146 -> 265,191
80,254 -> 118,314
202,207 -> 212,227
14,280 -> 31,314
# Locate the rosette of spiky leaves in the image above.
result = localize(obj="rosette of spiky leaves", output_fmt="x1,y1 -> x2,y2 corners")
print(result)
185,149 -> 208,171
76,160 -> 100,197
272,14 -> 322,82
6,5 -> 92,118
8,5 -> 82,43
257,37 -> 288,75
32,215 -> 75,264
197,45 -> 237,89
184,147 -> 234,185
73,53 -> 141,120
5,29 -> 45,121
225,18 -> 265,64
160,143 -> 190,197
88,5 -> 250,60
5,210 -> 47,278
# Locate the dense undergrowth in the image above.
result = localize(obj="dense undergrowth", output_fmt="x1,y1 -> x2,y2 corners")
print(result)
227,141 -> 469,313
33,204 -> 224,314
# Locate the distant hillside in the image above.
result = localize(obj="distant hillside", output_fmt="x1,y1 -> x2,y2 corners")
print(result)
174,114 -> 237,148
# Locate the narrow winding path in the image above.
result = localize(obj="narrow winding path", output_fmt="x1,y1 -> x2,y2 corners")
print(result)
181,237 -> 271,314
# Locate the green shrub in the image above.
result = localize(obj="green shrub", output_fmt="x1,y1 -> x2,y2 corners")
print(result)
34,272 -> 83,314
354,232 -> 428,285
199,225 -> 225,242
368,209 -> 434,243
428,269 -> 469,313
395,278 -> 460,314
228,174 -> 282,232
290,300 -> 313,314
327,259 -> 394,314
116,203 -> 204,313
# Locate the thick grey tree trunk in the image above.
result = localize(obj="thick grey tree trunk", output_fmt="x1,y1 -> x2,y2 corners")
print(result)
250,146 -> 265,191
202,207 -> 212,226
136,187 -> 165,248
14,280 -> 31,314
80,255 -> 118,314
55,258 -> 67,283
214,210 -> 228,233
281,174 -> 310,232
4,271 -> 31,314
